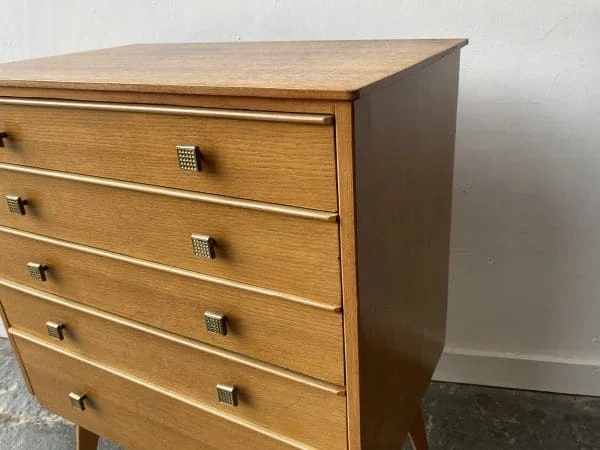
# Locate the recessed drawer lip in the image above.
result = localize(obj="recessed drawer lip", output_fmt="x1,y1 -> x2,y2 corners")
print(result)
0,97 -> 334,125
0,163 -> 338,222
0,277 -> 345,396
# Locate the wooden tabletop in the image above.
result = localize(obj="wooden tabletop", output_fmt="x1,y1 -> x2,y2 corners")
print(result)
0,40 -> 467,100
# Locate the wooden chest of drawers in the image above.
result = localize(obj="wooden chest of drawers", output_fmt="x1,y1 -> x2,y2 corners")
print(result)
0,40 -> 466,449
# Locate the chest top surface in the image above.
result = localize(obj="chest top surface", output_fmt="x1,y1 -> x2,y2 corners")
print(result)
0,40 -> 467,100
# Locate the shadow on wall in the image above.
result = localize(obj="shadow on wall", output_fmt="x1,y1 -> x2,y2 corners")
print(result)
447,84 -> 600,362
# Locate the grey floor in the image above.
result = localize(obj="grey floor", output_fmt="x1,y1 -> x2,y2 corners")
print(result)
1,339 -> 599,450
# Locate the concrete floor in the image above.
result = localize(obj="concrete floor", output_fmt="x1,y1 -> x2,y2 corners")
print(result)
1,339 -> 599,449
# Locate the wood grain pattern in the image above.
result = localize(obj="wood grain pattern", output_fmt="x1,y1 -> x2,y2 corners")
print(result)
76,426 -> 99,450
13,334 -> 308,450
0,87 -> 338,114
0,102 -> 337,211
0,169 -> 341,305
0,229 -> 344,384
0,41 -> 467,100
0,300 -> 34,394
349,50 -> 461,448
2,285 -> 347,449
333,101 -> 362,450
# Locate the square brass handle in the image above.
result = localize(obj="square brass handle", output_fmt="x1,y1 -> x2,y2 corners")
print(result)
204,312 -> 227,336
6,195 -> 28,215
69,392 -> 87,411
191,234 -> 216,259
216,384 -> 238,407
176,145 -> 203,171
27,262 -> 48,282
46,321 -> 66,341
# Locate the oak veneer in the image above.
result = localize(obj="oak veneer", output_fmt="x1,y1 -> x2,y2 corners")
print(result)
0,227 -> 344,383
0,101 -> 337,210
0,40 -> 467,449
1,282 -> 346,449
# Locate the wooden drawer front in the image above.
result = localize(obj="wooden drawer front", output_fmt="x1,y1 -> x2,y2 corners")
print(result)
0,230 -> 344,385
0,169 -> 341,305
1,284 -> 347,449
0,103 -> 337,211
13,335 -> 308,450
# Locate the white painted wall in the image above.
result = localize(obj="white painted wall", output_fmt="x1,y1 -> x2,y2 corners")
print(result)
1,1 -> 599,394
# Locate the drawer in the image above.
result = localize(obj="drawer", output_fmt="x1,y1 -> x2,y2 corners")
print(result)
13,334 -> 310,450
0,229 -> 345,384
0,168 -> 341,305
0,101 -> 338,211
2,284 -> 347,449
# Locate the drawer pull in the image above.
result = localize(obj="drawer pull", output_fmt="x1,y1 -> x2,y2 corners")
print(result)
5,195 -> 28,215
0,131 -> 8,147
191,234 -> 216,259
176,145 -> 203,172
69,392 -> 87,411
204,311 -> 227,336
216,384 -> 238,407
46,321 -> 66,341
27,262 -> 48,282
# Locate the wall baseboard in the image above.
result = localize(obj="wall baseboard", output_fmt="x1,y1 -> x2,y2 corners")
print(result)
433,348 -> 600,397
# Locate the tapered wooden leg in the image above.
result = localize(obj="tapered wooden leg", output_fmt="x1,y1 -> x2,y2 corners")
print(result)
408,406 -> 429,450
76,425 -> 99,450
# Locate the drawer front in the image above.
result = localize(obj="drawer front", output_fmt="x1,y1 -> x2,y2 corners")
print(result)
0,169 -> 341,305
2,285 -> 347,449
13,334 -> 307,450
0,229 -> 345,385
0,103 -> 338,211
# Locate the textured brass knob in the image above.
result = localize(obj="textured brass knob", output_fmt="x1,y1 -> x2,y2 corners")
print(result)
204,311 -> 227,336
216,384 -> 238,407
6,195 -> 28,215
69,392 -> 87,411
191,234 -> 216,259
46,321 -> 65,341
27,262 -> 48,282
0,131 -> 8,148
176,145 -> 202,171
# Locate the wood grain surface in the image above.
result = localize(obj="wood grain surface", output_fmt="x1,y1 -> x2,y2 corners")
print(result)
348,51 -> 461,448
0,102 -> 337,210
14,334 -> 310,449
3,285 -> 346,449
0,229 -> 344,384
0,40 -> 467,100
0,169 -> 341,304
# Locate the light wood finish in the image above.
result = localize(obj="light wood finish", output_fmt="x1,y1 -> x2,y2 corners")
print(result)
0,40 -> 466,449
0,163 -> 337,222
0,41 -> 467,100
342,50 -> 461,448
13,334 -> 307,450
0,300 -> 34,394
1,283 -> 346,448
0,100 -> 337,211
408,407 -> 429,450
76,426 -> 99,450
0,169 -> 341,304
0,229 -> 344,383
0,87 -> 338,114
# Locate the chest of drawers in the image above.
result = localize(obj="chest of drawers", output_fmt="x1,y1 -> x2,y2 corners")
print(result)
0,40 -> 466,449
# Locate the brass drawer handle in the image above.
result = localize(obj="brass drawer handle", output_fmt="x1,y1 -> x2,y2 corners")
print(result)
191,234 -> 216,259
27,262 -> 48,282
0,131 -> 8,148
5,195 -> 28,215
46,321 -> 66,341
216,384 -> 238,407
69,392 -> 87,411
204,311 -> 227,336
176,145 -> 203,171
